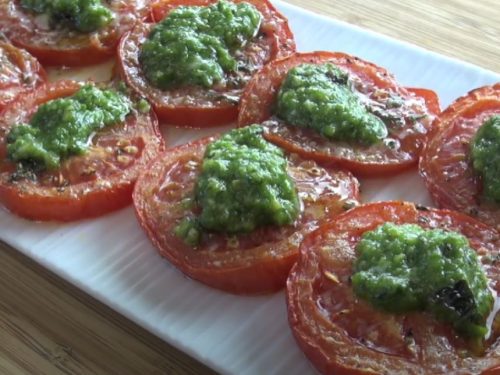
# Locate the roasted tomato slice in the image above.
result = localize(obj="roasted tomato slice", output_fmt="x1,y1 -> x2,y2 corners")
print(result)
0,41 -> 46,113
0,80 -> 164,221
0,0 -> 152,66
133,135 -> 359,294
118,0 -> 295,127
287,201 -> 500,375
420,84 -> 500,228
238,52 -> 440,177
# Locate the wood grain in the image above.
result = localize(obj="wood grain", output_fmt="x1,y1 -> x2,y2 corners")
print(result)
0,1 -> 499,375
284,0 -> 500,72
0,242 -> 216,375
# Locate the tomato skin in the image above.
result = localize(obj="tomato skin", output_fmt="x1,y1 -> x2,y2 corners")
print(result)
287,201 -> 500,375
133,135 -> 359,294
0,80 -> 164,221
419,84 -> 500,228
118,0 -> 296,127
0,0 -> 152,66
238,51 -> 440,177
0,42 -> 46,113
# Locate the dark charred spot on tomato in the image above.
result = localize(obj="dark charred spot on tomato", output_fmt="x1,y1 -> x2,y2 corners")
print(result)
415,204 -> 430,211
467,207 -> 480,217
403,327 -> 415,345
342,199 -> 357,211
404,327 -> 414,338
7,162 -> 38,183
417,215 -> 430,225
80,167 -> 96,177
236,60 -> 255,74
384,138 -> 398,149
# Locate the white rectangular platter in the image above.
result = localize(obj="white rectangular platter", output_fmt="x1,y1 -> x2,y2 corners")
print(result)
1,2 -> 499,374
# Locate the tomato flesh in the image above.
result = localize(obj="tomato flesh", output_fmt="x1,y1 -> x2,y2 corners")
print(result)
0,80 -> 164,221
0,42 -> 46,113
287,201 -> 500,375
238,52 -> 440,177
420,84 -> 500,228
133,135 -> 359,294
118,0 -> 296,127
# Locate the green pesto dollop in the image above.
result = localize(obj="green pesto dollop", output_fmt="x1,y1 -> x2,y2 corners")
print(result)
20,0 -> 113,33
276,63 -> 388,145
140,0 -> 262,90
352,223 -> 493,339
471,115 -> 500,203
175,125 -> 300,246
7,85 -> 131,170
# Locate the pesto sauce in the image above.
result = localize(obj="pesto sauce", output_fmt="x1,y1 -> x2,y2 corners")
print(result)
7,85 -> 131,171
352,223 -> 493,338
20,0 -> 113,33
276,63 -> 388,145
140,0 -> 262,90
175,125 -> 300,246
471,115 -> 500,203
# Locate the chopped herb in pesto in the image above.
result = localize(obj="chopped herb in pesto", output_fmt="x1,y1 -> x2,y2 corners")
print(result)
471,115 -> 500,203
20,0 -> 113,33
352,223 -> 493,339
136,98 -> 151,113
7,85 -> 131,170
276,63 -> 388,145
174,217 -> 201,247
140,0 -> 262,89
175,125 -> 299,246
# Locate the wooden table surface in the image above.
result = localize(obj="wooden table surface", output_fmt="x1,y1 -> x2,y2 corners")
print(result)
1,1 -> 499,374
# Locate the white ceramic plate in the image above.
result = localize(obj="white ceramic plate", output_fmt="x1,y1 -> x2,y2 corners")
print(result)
1,2 -> 499,374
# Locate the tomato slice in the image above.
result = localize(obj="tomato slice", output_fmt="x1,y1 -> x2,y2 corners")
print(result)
0,80 -> 164,221
133,135 -> 359,294
0,42 -> 46,113
420,84 -> 500,228
0,0 -> 152,66
287,201 -> 500,375
238,52 -> 440,177
118,0 -> 296,127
